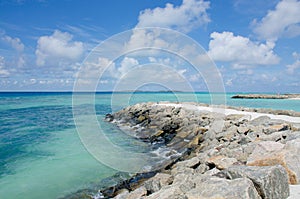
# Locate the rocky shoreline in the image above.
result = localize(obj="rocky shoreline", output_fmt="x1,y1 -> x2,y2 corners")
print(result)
98,102 -> 300,199
231,94 -> 300,99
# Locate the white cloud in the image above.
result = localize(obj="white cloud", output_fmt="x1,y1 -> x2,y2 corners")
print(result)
287,59 -> 300,74
1,33 -> 26,67
118,57 -> 139,78
136,0 -> 210,33
253,0 -> 300,41
292,51 -> 300,59
208,31 -> 280,65
237,69 -> 253,75
114,64 -> 192,91
36,30 -> 84,66
225,78 -> 233,86
1,34 -> 24,52
0,56 -> 10,77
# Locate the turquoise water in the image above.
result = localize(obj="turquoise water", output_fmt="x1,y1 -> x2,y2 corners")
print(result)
0,92 -> 299,199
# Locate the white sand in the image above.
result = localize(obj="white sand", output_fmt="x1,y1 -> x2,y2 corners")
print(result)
288,185 -> 300,199
289,98 -> 300,100
157,102 -> 300,123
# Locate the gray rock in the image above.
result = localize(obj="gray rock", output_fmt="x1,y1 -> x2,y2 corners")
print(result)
263,123 -> 290,135
145,185 -> 185,199
250,116 -> 271,126
174,157 -> 200,169
224,165 -> 290,199
204,168 -> 221,176
206,155 -> 238,170
194,163 -> 209,174
247,139 -> 300,185
185,177 -> 261,199
210,119 -> 225,133
125,186 -> 147,199
144,173 -> 173,194
113,189 -> 129,199
238,126 -> 251,134
259,130 -> 291,143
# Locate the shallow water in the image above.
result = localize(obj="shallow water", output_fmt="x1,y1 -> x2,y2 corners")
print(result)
0,92 -> 299,199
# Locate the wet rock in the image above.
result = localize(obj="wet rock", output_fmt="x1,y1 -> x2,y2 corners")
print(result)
105,113 -> 114,122
224,165 -> 289,199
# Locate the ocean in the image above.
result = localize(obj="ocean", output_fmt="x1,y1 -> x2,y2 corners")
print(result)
0,92 -> 300,199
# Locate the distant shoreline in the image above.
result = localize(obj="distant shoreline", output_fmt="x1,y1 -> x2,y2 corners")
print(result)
231,94 -> 300,99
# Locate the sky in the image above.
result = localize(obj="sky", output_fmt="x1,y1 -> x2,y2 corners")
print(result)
0,0 -> 300,92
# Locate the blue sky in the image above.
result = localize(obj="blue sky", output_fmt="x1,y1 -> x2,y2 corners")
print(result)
0,0 -> 299,92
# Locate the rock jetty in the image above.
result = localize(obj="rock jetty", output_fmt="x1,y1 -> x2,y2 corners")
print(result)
231,94 -> 300,99
102,102 -> 300,199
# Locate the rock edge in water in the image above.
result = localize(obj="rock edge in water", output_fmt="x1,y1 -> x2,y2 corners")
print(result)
80,102 -> 300,199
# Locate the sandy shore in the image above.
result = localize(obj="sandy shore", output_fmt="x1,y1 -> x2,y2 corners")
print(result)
289,185 -> 300,198
289,98 -> 300,100
158,102 -> 300,123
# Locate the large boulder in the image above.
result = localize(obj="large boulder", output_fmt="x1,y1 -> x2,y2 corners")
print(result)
143,173 -> 173,194
224,165 -> 289,199
185,177 -> 261,199
206,155 -> 238,170
247,139 -> 300,184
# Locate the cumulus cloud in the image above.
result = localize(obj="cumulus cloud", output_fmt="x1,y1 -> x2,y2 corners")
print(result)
36,30 -> 84,66
253,0 -> 300,41
286,60 -> 300,74
136,0 -> 210,33
118,57 -> 139,78
208,31 -> 280,66
1,34 -> 24,52
0,56 -> 10,77
1,32 -> 26,67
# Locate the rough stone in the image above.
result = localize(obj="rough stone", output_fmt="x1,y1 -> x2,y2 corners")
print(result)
106,102 -> 300,199
145,185 -> 185,199
210,119 -> 225,133
263,123 -> 290,134
206,155 -> 238,170
224,165 -> 290,199
113,189 -> 129,199
143,173 -> 173,194
249,116 -> 271,126
125,186 -> 147,199
175,157 -> 200,168
238,126 -> 251,134
185,177 -> 261,199
247,140 -> 300,184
